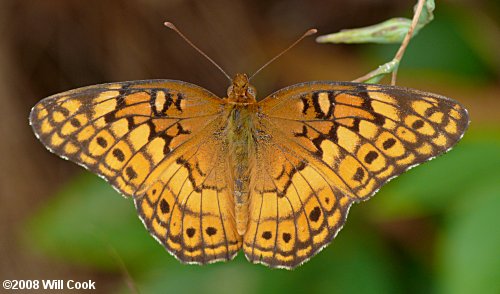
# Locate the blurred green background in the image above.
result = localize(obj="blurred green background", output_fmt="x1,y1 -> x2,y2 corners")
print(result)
0,0 -> 499,293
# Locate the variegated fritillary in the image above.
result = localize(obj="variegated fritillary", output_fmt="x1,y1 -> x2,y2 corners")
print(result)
30,72 -> 469,269
29,23 -> 469,268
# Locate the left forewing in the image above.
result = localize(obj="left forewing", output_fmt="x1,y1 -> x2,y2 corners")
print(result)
258,81 -> 469,200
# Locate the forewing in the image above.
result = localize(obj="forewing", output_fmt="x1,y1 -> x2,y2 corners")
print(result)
30,79 -> 221,197
259,82 -> 469,200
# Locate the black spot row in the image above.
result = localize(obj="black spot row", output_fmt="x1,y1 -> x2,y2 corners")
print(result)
364,151 -> 379,164
262,231 -> 272,240
126,166 -> 137,180
186,227 -> 196,238
424,108 -> 437,118
412,119 -> 425,129
112,148 -> 125,161
96,136 -> 107,148
309,206 -> 321,222
70,118 -> 81,127
185,226 -> 218,238
382,138 -> 396,149
160,199 -> 170,214
352,167 -> 365,182
206,227 -> 217,236
261,231 -> 293,243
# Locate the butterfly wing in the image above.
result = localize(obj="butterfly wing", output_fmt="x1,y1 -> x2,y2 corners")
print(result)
30,80 -> 242,264
243,82 -> 469,268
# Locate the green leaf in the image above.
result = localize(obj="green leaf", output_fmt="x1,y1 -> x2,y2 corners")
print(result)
122,219 -> 400,294
437,176 -> 500,294
416,0 -> 434,27
316,0 -> 434,45
368,5 -> 494,81
24,173 -> 171,272
316,18 -> 414,44
259,222 -> 400,294
129,261 -> 261,294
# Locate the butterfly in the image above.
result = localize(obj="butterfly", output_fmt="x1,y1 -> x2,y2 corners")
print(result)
29,25 -> 469,269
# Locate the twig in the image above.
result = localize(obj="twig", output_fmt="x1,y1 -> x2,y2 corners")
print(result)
391,0 -> 426,85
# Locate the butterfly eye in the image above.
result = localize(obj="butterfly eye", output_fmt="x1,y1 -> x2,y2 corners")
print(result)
227,85 -> 234,97
247,86 -> 257,99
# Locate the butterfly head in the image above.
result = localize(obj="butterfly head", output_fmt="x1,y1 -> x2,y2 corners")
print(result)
227,73 -> 257,103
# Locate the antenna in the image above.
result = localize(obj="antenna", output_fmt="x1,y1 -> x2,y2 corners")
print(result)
249,28 -> 317,80
164,21 -> 232,81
